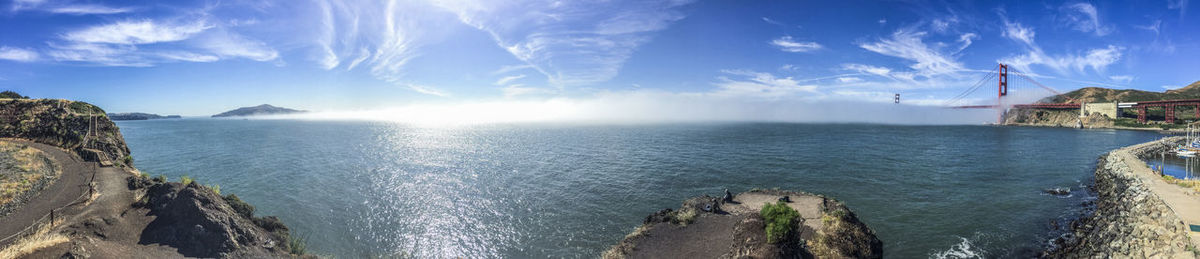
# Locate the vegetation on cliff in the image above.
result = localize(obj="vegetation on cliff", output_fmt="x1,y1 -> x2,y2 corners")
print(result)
0,141 -> 58,217
0,98 -> 130,167
1043,80 -> 1200,104
212,104 -> 306,117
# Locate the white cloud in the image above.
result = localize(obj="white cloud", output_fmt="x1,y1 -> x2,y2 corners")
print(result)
770,36 -> 822,53
837,77 -> 863,83
407,84 -> 449,97
1109,75 -> 1133,83
49,18 -> 278,66
502,84 -> 545,98
63,20 -> 211,45
1164,85 -> 1184,90
434,0 -> 695,86
858,29 -> 966,76
998,20 -> 1122,75
1168,0 -> 1189,16
0,46 -> 38,62
1135,20 -> 1162,35
198,30 -> 279,62
495,74 -> 526,86
1060,3 -> 1112,36
878,19 -> 887,24
931,16 -> 958,33
712,70 -> 819,98
10,0 -> 45,12
49,4 -> 133,15
955,33 -> 978,53
842,64 -> 892,78
761,17 -> 784,25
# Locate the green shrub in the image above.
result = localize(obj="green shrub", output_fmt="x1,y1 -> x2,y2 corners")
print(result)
224,194 -> 255,219
671,208 -> 697,226
180,175 -> 193,186
208,184 -> 221,195
154,174 -> 167,183
761,201 -> 800,244
287,233 -> 308,255
67,101 -> 104,114
0,91 -> 28,99
123,155 -> 133,165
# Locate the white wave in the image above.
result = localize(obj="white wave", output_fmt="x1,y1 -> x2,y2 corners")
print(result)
931,237 -> 985,259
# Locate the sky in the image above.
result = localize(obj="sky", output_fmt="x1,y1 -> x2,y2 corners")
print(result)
0,0 -> 1196,123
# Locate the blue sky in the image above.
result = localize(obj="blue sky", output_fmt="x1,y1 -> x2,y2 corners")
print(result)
0,0 -> 1196,121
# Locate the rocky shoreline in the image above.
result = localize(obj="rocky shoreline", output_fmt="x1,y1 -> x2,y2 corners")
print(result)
604,189 -> 882,258
1046,136 -> 1197,257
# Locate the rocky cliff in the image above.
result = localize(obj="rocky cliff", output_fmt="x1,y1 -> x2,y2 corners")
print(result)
1002,108 -> 1113,128
0,99 -> 130,166
604,189 -> 882,259
1046,137 -> 1196,258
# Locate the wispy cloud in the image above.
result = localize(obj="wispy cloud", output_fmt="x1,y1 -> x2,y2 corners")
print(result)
0,46 -> 38,62
1168,0 -> 1189,17
495,74 -> 526,86
998,19 -> 1122,75
1060,3 -> 1112,36
858,29 -> 967,77
47,18 -> 278,66
49,4 -> 134,15
1134,20 -> 1162,35
837,77 -> 863,83
435,0 -> 695,86
63,20 -> 211,45
712,70 -> 819,98
770,36 -> 822,53
407,84 -> 449,97
198,30 -> 279,62
1109,75 -> 1133,83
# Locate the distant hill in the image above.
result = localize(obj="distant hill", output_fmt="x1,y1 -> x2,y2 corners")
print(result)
1042,80 -> 1200,103
212,104 -> 306,117
107,112 -> 182,121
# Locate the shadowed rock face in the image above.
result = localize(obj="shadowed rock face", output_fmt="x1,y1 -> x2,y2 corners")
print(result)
136,179 -> 292,258
0,99 -> 130,166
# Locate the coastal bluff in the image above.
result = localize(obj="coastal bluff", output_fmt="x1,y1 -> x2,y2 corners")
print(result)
0,99 -> 130,167
1047,136 -> 1198,257
604,189 -> 882,259
0,97 -> 306,258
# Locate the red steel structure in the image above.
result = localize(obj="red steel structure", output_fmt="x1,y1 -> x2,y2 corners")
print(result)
1130,99 -> 1200,124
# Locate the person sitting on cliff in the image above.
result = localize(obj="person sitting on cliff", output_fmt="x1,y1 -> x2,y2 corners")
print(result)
722,189 -> 733,203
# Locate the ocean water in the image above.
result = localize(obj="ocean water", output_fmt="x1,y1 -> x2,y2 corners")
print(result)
115,119 -> 1166,258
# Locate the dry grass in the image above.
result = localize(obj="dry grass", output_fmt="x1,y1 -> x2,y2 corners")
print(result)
0,141 -> 58,205
671,208 -> 697,226
1162,175 -> 1200,193
0,217 -> 68,258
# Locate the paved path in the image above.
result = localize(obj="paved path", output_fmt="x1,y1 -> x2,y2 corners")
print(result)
0,140 -> 95,248
1117,148 -> 1200,249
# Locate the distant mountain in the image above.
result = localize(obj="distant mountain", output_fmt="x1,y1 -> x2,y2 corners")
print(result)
108,112 -> 182,121
1041,80 -> 1200,103
211,104 -> 306,117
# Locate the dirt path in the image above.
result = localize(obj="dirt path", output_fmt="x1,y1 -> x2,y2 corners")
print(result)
1117,149 -> 1200,249
0,140 -> 94,248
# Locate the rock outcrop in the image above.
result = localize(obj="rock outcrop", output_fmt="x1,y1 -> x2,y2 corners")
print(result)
0,99 -> 130,166
1046,137 -> 1196,258
1002,108 -> 1114,128
129,177 -> 297,258
604,189 -> 882,259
